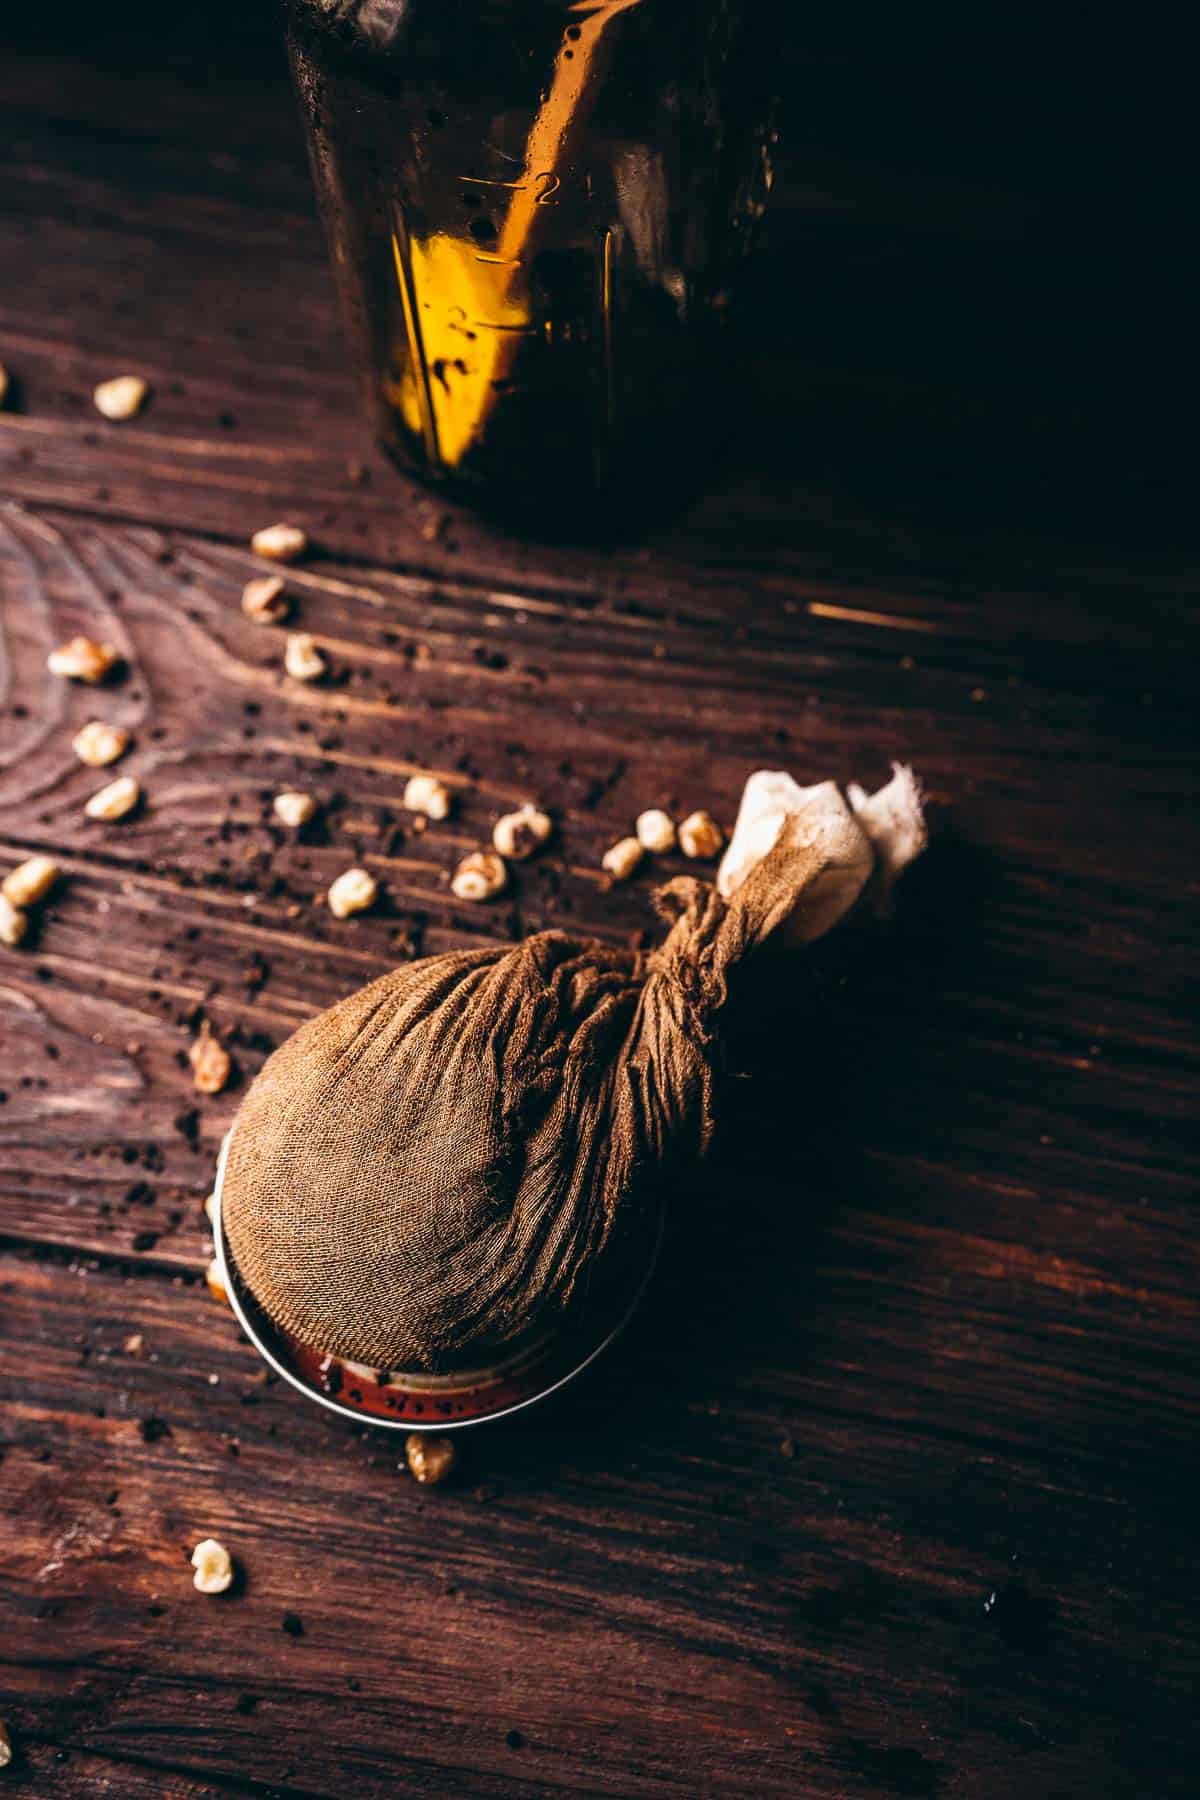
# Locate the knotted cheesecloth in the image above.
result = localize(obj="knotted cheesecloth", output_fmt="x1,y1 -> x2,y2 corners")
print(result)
221,766 -> 925,1374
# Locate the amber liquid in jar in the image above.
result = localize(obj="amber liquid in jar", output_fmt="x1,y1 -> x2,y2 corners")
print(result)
286,0 -> 775,522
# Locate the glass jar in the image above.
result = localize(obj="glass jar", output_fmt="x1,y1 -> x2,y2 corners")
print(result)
285,0 -> 776,519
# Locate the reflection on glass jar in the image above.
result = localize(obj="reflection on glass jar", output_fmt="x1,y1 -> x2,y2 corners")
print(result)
286,0 -> 776,518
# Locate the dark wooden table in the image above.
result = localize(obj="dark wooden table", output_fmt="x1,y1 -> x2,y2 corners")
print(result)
2,11 -> 1197,1798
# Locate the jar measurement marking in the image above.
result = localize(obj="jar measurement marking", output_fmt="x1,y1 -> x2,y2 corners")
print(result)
460,175 -> 530,192
459,172 -> 560,204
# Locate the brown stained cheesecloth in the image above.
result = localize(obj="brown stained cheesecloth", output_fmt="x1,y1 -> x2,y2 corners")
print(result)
221,768 -> 925,1373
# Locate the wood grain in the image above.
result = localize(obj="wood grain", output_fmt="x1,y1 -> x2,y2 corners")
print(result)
1,14 -> 1199,1799
2,496 -> 1196,1797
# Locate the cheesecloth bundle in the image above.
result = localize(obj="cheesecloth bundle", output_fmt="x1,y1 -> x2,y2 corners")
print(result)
221,767 -> 924,1373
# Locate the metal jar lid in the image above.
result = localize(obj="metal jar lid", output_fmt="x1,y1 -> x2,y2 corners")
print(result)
211,1128 -> 661,1432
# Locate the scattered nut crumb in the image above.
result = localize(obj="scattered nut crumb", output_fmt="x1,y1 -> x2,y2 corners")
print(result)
205,1257 -> 229,1304
678,810 -> 724,860
273,790 -> 316,828
93,374 -> 148,420
492,803 -> 552,861
252,522 -> 308,563
189,1022 -> 231,1094
241,574 -> 291,625
0,1718 -> 12,1768
204,1191 -> 217,1227
84,774 -> 140,822
190,1538 -> 234,1594
328,866 -> 378,918
2,855 -> 59,909
48,636 -> 121,683
406,1433 -> 456,1484
403,773 -> 452,820
0,894 -> 27,948
73,719 -> 130,766
284,632 -> 326,682
451,850 -> 507,902
124,1332 -> 144,1355
636,809 -> 677,853
602,836 -> 644,882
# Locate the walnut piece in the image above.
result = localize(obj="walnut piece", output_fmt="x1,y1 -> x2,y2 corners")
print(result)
406,1433 -> 456,1485
679,810 -> 724,860
602,836 -> 644,882
84,775 -> 140,822
0,1718 -> 12,1767
190,1538 -> 234,1594
328,866 -> 378,918
636,809 -> 676,853
48,636 -> 121,684
273,790 -> 316,828
403,773 -> 452,820
204,1191 -> 218,1227
251,522 -> 308,563
93,374 -> 148,420
205,1257 -> 229,1304
451,850 -> 507,902
73,719 -> 130,766
189,1022 -> 231,1094
284,632 -> 326,682
241,574 -> 290,625
0,894 -> 28,948
2,855 -> 59,909
492,803 -> 552,861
